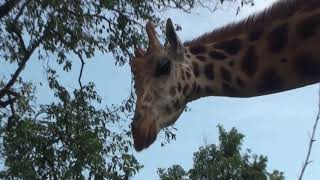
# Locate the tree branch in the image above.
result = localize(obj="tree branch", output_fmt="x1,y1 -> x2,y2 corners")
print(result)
73,49 -> 85,90
0,20 -> 52,100
0,89 -> 20,108
298,84 -> 320,180
0,52 -> 31,99
6,94 -> 17,131
0,0 -> 20,19
0,98 -> 16,108
11,22 -> 27,53
13,0 -> 29,23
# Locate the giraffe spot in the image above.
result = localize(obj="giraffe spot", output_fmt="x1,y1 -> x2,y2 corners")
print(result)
236,77 -> 245,88
189,45 -> 206,55
169,87 -> 176,97
181,69 -> 185,80
183,84 -> 189,95
248,28 -> 264,41
196,85 -> 201,94
297,14 -> 320,40
172,99 -> 180,111
196,55 -> 207,61
205,86 -> 214,94
185,71 -> 191,80
209,51 -> 226,60
267,23 -> 288,53
177,83 -> 182,92
192,82 -> 197,93
165,105 -> 172,114
241,46 -> 258,77
228,61 -> 235,67
302,1 -> 320,12
192,61 -> 200,77
192,83 -> 201,94
213,38 -> 242,55
204,63 -> 215,80
294,53 -> 320,79
222,83 -> 238,96
220,66 -> 232,82
143,94 -> 152,102
257,69 -> 283,94
278,7 -> 296,20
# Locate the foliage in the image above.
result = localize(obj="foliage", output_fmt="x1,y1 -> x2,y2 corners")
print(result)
0,0 -> 255,178
0,78 -> 142,179
158,125 -> 285,180
158,165 -> 188,180
0,0 -> 197,178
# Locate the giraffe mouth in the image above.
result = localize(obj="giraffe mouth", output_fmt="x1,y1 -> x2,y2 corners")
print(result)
131,117 -> 159,151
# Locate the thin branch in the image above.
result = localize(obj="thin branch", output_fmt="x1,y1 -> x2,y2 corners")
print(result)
13,0 -> 29,23
197,0 -> 220,12
73,49 -> 85,90
7,90 -> 19,97
155,0 -> 193,13
50,29 -> 86,90
298,84 -> 320,180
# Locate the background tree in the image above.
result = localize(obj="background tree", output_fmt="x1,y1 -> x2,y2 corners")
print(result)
0,0 -> 254,179
158,125 -> 285,180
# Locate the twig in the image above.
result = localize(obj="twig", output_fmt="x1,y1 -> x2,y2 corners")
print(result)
298,84 -> 320,180
13,0 -> 29,23
197,0 -> 220,12
73,50 -> 85,90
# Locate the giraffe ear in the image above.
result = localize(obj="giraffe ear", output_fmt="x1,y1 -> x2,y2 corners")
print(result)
165,18 -> 184,59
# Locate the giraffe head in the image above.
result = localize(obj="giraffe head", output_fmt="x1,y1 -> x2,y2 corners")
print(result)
131,19 -> 189,151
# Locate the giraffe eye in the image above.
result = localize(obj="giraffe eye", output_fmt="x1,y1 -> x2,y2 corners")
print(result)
155,58 -> 171,76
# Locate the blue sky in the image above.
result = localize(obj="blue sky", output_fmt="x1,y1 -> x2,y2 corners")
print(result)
1,0 -> 319,179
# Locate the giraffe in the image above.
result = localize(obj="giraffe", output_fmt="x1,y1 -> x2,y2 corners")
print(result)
130,0 -> 320,151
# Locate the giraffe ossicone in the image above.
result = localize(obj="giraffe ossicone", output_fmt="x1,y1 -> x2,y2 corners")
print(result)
130,0 -> 320,151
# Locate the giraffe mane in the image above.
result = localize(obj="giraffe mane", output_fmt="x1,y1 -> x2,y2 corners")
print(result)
183,0 -> 319,46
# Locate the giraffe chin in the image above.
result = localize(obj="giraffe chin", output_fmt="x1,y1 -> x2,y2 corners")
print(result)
132,118 -> 159,151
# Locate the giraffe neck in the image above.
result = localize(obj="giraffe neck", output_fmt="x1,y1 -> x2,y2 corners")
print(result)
181,0 -> 320,101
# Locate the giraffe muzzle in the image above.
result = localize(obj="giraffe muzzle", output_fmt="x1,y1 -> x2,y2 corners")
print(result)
131,115 -> 158,151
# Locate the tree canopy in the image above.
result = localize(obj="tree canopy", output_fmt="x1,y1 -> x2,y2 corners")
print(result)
158,126 -> 285,180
